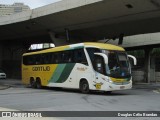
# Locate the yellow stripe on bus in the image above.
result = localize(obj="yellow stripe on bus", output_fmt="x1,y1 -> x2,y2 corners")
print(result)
110,77 -> 126,83
84,42 -> 125,51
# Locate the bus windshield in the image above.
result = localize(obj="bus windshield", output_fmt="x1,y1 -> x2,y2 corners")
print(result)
102,50 -> 131,78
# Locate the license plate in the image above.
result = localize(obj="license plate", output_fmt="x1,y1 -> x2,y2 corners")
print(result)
120,86 -> 125,89
96,83 -> 101,90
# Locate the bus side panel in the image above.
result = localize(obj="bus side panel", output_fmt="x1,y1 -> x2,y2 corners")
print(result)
47,63 -> 95,89
74,64 -> 95,89
47,63 -> 76,87
22,65 -> 30,85
63,63 -> 94,89
22,64 -> 58,86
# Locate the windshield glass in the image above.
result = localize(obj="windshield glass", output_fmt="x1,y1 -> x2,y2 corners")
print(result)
86,48 -> 131,78
102,50 -> 131,78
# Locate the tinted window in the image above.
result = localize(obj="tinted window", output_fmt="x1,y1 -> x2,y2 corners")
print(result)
86,48 -> 101,63
73,49 -> 88,65
23,48 -> 88,65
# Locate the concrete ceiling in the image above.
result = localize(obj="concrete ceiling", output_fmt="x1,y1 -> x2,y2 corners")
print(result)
1,0 -> 160,44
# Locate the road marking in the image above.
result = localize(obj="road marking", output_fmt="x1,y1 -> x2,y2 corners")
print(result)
153,89 -> 160,94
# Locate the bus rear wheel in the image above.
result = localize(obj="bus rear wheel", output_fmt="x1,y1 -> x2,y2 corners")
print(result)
36,78 -> 42,89
80,80 -> 89,94
30,78 -> 36,88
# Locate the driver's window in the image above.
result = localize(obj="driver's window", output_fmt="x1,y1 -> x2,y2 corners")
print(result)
108,52 -> 118,70
93,55 -> 105,74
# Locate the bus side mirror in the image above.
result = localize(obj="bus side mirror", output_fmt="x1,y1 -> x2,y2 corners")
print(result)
94,53 -> 108,64
128,55 -> 137,65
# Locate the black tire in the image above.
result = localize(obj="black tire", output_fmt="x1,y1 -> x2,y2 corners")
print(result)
80,80 -> 90,94
36,78 -> 42,89
30,78 -> 36,88
105,91 -> 112,94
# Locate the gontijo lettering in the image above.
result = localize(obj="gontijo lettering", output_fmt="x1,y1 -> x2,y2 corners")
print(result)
32,66 -> 50,71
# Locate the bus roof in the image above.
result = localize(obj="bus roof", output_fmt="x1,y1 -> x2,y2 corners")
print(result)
23,42 -> 125,56
84,42 -> 125,51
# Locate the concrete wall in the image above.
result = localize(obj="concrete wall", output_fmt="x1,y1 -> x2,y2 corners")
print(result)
132,71 -> 160,83
0,44 -> 2,67
155,72 -> 160,82
0,42 -> 27,79
0,10 -> 32,25
0,0 -> 102,25
32,0 -> 102,18
99,32 -> 160,48
122,33 -> 160,48
132,71 -> 145,83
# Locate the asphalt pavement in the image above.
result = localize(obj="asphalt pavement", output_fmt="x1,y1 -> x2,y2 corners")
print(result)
0,79 -> 160,120
0,79 -> 21,90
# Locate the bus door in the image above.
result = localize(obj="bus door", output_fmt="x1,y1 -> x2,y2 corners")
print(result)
93,54 -> 106,90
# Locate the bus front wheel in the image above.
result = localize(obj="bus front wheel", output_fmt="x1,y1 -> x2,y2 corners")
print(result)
80,80 -> 89,94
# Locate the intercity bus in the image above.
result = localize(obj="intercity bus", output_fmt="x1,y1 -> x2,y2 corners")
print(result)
22,42 -> 136,93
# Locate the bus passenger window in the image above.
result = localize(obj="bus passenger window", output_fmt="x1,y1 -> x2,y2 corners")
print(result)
54,54 -> 58,64
62,51 -> 72,63
35,55 -> 42,65
51,54 -> 55,64
29,56 -> 36,65
65,51 -> 73,63
43,54 -> 52,64
74,49 -> 88,65
68,52 -> 72,63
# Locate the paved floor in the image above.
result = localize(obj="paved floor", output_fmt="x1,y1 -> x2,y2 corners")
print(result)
0,85 -> 10,90
0,79 -> 160,120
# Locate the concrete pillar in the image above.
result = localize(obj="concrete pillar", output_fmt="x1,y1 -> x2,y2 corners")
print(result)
0,44 -> 2,67
150,56 -> 156,82
48,31 -> 68,46
0,42 -> 25,79
144,48 -> 153,83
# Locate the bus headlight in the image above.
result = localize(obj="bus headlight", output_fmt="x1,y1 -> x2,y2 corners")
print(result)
108,80 -> 113,83
106,79 -> 113,83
